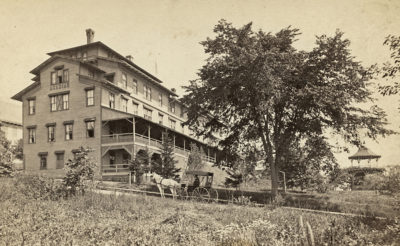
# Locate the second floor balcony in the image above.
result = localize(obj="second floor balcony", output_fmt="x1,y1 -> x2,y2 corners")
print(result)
50,82 -> 69,90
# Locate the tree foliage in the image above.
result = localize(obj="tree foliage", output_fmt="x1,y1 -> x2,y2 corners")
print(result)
186,143 -> 204,171
0,129 -> 14,177
379,35 -> 400,96
152,132 -> 180,179
182,20 -> 392,196
129,148 -> 150,182
281,135 -> 338,189
12,139 -> 23,160
63,147 -> 97,196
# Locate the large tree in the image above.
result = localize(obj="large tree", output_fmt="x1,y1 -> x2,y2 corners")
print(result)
379,35 -> 400,107
182,20 -> 392,196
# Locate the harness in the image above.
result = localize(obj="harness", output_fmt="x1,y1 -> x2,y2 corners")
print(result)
156,177 -> 164,186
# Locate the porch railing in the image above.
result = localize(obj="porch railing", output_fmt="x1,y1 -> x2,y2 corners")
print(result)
50,82 -> 69,91
102,164 -> 132,173
101,132 -> 216,163
102,133 -> 134,144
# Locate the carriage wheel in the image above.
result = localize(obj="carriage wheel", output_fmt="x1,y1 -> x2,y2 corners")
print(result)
192,187 -> 210,202
209,189 -> 219,203
177,187 -> 189,200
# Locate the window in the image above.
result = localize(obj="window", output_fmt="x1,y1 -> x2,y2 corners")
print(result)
47,125 -> 55,142
63,94 -> 69,110
122,73 -> 127,89
133,79 -> 138,94
40,155 -> 47,170
158,113 -> 163,125
159,93 -> 163,107
132,102 -> 138,114
56,152 -> 64,169
169,101 -> 175,113
65,123 -> 73,140
28,128 -> 36,144
51,72 -> 56,85
82,52 -> 87,59
169,119 -> 176,129
144,108 -> 152,120
51,69 -> 69,85
109,93 -> 115,108
88,69 -> 95,78
180,108 -> 185,118
28,99 -> 35,115
86,120 -> 95,138
50,93 -> 69,112
121,97 -> 128,112
63,70 -> 69,82
144,85 -> 151,101
86,89 -> 94,106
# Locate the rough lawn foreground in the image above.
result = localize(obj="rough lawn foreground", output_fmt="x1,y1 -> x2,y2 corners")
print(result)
1,178 -> 399,245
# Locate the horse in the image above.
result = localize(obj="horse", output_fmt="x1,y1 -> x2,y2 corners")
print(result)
144,173 -> 180,199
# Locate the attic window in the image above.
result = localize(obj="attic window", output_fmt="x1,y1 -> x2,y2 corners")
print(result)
51,69 -> 69,85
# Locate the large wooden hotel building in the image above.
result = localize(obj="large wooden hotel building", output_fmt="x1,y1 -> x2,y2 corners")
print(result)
12,29 -> 218,178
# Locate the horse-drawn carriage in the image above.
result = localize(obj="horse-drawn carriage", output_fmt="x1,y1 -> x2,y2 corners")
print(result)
178,170 -> 219,202
145,170 -> 219,202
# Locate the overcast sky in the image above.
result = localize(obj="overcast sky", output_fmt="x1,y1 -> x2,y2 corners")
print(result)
0,0 -> 399,167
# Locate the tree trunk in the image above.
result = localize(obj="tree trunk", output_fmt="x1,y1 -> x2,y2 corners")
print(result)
270,160 -> 279,198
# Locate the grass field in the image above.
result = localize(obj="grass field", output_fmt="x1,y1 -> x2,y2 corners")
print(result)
101,179 -> 400,218
1,176 -> 400,245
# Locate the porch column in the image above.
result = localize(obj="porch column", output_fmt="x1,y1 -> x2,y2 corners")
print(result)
148,125 -> 151,146
183,139 -> 186,152
132,117 -> 136,159
208,148 -> 210,158
173,135 -> 176,148
214,151 -> 217,162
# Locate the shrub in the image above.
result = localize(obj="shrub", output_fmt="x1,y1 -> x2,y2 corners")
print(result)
14,174 -> 65,200
362,173 -> 386,191
0,129 -> 14,177
385,166 -> 400,194
63,146 -> 97,196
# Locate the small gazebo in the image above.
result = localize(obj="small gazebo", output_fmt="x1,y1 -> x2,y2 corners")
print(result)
348,146 -> 381,167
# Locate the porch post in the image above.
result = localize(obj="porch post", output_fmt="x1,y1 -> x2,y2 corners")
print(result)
183,139 -> 186,152
132,117 -> 136,183
148,125 -> 151,146
173,135 -> 176,148
132,117 -> 136,158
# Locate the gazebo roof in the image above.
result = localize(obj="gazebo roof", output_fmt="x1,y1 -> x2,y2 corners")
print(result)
348,146 -> 381,160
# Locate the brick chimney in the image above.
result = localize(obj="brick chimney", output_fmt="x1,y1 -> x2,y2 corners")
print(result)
86,28 -> 95,44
